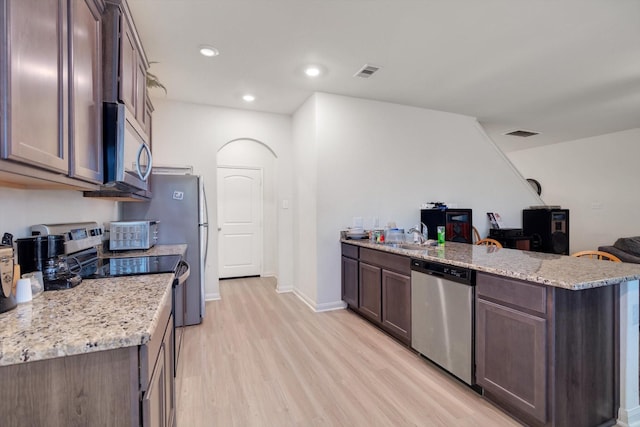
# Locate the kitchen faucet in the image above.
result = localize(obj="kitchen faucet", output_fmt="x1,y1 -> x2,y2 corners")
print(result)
408,222 -> 429,244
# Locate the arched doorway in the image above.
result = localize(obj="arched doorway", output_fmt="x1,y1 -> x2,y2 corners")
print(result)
217,138 -> 278,279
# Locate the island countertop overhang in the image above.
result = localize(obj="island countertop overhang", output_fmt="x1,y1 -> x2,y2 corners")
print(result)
341,239 -> 640,290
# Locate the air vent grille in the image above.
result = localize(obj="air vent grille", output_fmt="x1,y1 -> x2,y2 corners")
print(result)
354,64 -> 380,78
505,130 -> 539,137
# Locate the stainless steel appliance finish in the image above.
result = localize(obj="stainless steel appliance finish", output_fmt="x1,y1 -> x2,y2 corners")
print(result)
120,172 -> 209,326
411,259 -> 476,386
173,260 -> 190,374
102,102 -> 153,193
0,245 -> 17,313
31,222 -> 104,254
109,220 -> 159,251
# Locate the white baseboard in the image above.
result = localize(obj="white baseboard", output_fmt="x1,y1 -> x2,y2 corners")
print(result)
205,292 -> 221,301
292,289 -> 346,312
276,285 -> 293,293
618,406 -> 640,427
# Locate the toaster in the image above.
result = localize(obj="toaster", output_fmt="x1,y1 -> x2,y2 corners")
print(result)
109,220 -> 159,251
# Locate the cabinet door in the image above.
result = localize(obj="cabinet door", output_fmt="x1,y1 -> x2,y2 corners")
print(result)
144,95 -> 153,140
69,0 -> 103,183
142,343 -> 166,427
135,59 -> 146,122
381,270 -> 411,343
164,317 -> 175,427
341,256 -> 358,308
476,298 -> 547,423
119,13 -> 137,115
359,262 -> 381,323
3,0 -> 68,173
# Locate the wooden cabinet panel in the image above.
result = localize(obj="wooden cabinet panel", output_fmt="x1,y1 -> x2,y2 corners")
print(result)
477,272 -> 546,315
476,298 -> 547,424
69,0 -> 103,183
135,59 -> 146,122
3,0 -> 68,173
143,343 -> 166,427
360,247 -> 410,275
144,95 -> 154,140
359,262 -> 381,322
345,246 -> 412,344
341,242 -> 358,259
341,256 -> 358,308
381,269 -> 411,343
165,317 -> 176,427
119,14 -> 137,114
0,0 -> 105,190
0,347 -> 139,426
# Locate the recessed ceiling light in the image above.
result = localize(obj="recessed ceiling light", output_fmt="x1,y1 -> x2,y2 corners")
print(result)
199,45 -> 219,57
242,94 -> 255,102
305,66 -> 321,77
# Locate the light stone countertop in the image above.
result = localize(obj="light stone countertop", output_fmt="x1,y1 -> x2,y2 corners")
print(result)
0,244 -> 187,367
342,239 -> 640,290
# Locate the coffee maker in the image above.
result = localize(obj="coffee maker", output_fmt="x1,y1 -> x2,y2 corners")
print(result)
16,235 -> 82,291
0,245 -> 17,313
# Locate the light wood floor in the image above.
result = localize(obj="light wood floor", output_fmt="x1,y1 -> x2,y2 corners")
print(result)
176,277 -> 522,427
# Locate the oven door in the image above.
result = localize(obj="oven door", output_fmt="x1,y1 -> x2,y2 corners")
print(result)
173,260 -> 190,375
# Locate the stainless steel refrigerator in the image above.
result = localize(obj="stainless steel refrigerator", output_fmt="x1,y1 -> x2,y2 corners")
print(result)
120,173 -> 209,326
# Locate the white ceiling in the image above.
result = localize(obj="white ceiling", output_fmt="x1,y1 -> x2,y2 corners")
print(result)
128,0 -> 640,153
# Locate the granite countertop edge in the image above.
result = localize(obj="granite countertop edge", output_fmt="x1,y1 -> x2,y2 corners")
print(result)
0,244 -> 186,367
341,239 -> 640,290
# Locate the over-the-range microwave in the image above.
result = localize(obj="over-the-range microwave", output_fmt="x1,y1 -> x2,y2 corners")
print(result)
102,102 -> 153,193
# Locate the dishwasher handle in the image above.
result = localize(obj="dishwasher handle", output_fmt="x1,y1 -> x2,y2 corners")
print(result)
411,259 -> 475,285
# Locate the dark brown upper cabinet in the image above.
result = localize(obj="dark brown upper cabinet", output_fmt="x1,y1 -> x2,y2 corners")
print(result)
0,0 -> 104,188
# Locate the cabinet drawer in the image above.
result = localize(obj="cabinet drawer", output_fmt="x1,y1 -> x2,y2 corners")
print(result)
341,243 -> 359,259
477,272 -> 546,316
360,247 -> 410,275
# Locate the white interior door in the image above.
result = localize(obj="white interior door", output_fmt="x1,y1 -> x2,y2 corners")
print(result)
217,167 -> 263,278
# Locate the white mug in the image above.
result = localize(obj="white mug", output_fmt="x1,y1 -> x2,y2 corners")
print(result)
15,278 -> 32,303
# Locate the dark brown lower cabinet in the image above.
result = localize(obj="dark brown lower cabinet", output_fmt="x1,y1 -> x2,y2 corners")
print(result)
0,293 -> 175,427
341,243 -> 359,308
350,247 -> 411,344
476,272 -> 617,427
476,298 -> 547,423
359,262 -> 382,322
381,269 -> 411,342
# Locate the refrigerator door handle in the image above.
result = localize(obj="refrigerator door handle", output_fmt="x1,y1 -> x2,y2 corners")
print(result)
203,224 -> 209,268
200,178 -> 210,227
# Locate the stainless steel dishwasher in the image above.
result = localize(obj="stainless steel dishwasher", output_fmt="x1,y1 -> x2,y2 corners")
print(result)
410,258 -> 476,386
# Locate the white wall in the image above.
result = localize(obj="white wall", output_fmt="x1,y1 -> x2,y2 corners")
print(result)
291,94 -> 319,305
508,128 -> 640,252
294,93 -> 543,308
0,187 -> 117,242
149,98 -> 293,299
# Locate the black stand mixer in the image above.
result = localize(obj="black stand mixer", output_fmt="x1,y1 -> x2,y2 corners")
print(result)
16,235 -> 82,291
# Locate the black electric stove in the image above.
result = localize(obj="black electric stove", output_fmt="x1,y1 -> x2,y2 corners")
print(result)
83,254 -> 182,279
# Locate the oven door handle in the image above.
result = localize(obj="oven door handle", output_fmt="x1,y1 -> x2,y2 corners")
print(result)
176,260 -> 190,285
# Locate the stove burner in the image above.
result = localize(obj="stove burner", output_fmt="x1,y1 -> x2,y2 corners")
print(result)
85,255 -> 181,279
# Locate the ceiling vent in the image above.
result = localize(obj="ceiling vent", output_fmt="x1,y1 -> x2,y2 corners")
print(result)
354,64 -> 380,78
504,130 -> 539,137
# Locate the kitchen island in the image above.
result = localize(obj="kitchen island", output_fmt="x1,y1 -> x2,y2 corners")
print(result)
0,244 -> 186,427
342,239 -> 640,427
